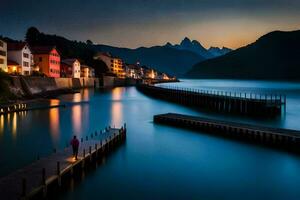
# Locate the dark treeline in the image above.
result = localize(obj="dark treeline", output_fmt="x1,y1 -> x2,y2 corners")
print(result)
24,27 -> 108,77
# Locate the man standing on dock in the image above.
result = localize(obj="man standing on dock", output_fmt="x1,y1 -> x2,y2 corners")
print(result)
70,136 -> 79,160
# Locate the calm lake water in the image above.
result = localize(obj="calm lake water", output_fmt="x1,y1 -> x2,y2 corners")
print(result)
1,79 -> 300,200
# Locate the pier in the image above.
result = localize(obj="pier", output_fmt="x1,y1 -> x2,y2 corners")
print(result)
154,113 -> 300,151
137,84 -> 286,117
0,125 -> 126,200
0,101 -> 91,115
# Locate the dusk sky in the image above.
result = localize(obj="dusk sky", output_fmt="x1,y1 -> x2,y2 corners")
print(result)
1,0 -> 300,49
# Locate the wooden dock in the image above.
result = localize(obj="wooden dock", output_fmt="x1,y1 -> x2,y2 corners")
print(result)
137,84 -> 286,117
0,125 -> 126,200
154,113 -> 300,151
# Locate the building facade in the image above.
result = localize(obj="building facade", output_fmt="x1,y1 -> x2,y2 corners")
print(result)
81,65 -> 95,78
94,52 -> 125,78
7,42 -> 33,75
7,60 -> 22,74
61,59 -> 81,78
32,46 -> 60,78
0,40 -> 7,72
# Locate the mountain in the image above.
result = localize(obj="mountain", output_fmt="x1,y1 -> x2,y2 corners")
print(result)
186,30 -> 300,80
208,47 -> 232,57
166,37 -> 232,59
93,44 -> 205,76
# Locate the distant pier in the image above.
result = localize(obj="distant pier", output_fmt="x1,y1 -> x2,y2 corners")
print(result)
0,125 -> 126,200
154,113 -> 300,151
138,84 -> 286,117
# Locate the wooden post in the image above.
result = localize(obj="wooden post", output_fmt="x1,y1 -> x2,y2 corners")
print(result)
95,144 -> 98,158
42,167 -> 46,184
56,161 -> 61,186
21,178 -> 26,198
42,168 -> 47,197
89,146 -> 92,162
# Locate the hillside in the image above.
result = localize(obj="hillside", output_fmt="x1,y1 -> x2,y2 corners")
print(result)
93,44 -> 205,76
25,27 -> 108,76
186,30 -> 300,80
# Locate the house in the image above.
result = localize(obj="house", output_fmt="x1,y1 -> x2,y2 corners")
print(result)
31,46 -> 60,78
7,42 -> 33,75
0,40 -> 7,72
143,67 -> 157,79
7,60 -> 22,74
61,59 -> 81,78
81,65 -> 95,78
94,52 -> 125,78
124,64 -> 141,79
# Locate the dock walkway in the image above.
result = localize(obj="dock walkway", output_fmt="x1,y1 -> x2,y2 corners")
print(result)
154,113 -> 300,150
138,84 -> 286,117
0,126 -> 126,200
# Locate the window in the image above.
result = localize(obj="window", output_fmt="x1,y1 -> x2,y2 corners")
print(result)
0,58 -> 4,64
23,62 -> 29,67
0,50 -> 6,56
23,53 -> 29,58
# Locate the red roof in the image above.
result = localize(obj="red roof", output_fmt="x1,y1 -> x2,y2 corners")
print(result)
7,42 -> 27,51
61,59 -> 79,66
31,46 -> 58,55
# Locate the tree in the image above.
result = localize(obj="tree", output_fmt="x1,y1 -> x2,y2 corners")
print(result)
25,27 -> 40,44
86,39 -> 93,45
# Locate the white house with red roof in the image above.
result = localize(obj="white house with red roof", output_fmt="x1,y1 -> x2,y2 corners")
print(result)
7,42 -> 33,75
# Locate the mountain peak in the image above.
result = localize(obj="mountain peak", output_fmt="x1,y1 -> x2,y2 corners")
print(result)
180,37 -> 192,46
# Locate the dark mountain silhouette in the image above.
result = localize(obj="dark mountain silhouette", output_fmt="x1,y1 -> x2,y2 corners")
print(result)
208,47 -> 232,57
186,30 -> 300,80
166,37 -> 232,59
93,44 -> 205,76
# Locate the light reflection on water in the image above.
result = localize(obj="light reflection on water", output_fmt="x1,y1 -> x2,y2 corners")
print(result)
111,87 -> 124,127
1,81 -> 300,200
50,99 -> 60,142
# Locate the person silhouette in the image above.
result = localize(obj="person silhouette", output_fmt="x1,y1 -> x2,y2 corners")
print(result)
70,136 -> 79,160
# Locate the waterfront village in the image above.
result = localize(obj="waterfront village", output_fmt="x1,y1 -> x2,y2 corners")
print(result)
0,39 -> 174,82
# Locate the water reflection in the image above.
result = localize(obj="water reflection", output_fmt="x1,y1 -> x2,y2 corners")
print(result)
111,88 -> 123,127
49,99 -> 60,142
0,115 -> 4,136
72,93 -> 82,136
12,112 -> 17,139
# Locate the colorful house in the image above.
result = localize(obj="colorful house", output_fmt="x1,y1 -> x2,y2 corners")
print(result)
81,65 -> 95,78
0,40 -> 7,72
94,52 -> 125,78
7,42 -> 33,75
31,46 -> 60,78
61,59 -> 81,78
